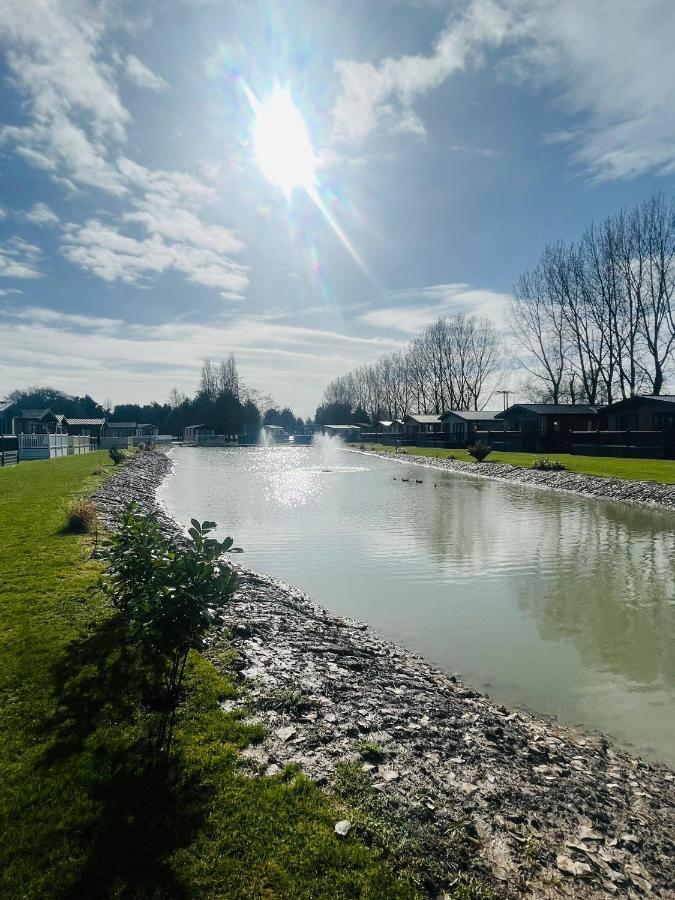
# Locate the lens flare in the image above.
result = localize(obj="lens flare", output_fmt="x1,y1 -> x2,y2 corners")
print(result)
252,86 -> 317,198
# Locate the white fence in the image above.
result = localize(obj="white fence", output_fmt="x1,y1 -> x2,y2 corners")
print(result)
18,434 -> 94,461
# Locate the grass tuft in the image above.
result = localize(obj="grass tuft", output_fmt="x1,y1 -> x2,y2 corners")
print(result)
64,497 -> 98,533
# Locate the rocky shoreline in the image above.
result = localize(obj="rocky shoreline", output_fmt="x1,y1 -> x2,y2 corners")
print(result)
358,449 -> 675,511
91,452 -> 675,898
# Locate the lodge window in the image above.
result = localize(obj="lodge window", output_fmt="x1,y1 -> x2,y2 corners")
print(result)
654,413 -> 675,430
617,415 -> 638,430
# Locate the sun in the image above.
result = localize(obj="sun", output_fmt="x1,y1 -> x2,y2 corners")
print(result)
252,87 -> 317,198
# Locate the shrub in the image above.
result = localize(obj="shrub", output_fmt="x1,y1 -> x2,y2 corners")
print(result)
102,502 -> 240,757
93,462 -> 105,475
467,441 -> 492,462
65,498 -> 98,533
357,741 -> 386,764
109,446 -> 126,465
531,457 -> 566,471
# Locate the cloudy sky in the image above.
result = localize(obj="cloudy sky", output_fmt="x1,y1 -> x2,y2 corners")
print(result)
1,0 -> 674,415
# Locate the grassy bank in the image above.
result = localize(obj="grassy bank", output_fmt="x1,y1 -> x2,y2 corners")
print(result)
0,453 -> 416,899
357,444 -> 675,483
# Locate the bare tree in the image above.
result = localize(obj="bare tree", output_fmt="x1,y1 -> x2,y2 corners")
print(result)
508,264 -> 568,403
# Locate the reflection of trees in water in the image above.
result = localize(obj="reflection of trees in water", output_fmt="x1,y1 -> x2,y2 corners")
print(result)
405,477 -> 675,691
512,497 -> 675,691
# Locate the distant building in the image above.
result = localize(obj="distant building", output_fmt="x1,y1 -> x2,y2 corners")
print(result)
105,422 -> 159,439
321,424 -> 362,442
65,417 -> 106,440
378,419 -> 404,434
0,400 -> 13,435
601,395 -> 675,431
262,423 -> 289,442
402,413 -> 443,437
496,404 -> 597,436
183,424 -> 216,442
11,409 -> 66,434
440,409 -> 503,443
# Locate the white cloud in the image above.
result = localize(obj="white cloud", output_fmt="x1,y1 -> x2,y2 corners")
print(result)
359,283 -> 511,333
61,219 -> 249,299
0,0 -> 129,194
23,202 -> 59,226
0,237 -> 42,279
0,306 -> 404,415
332,0 -> 512,141
124,54 -> 167,91
332,0 -> 675,181
504,0 -> 675,181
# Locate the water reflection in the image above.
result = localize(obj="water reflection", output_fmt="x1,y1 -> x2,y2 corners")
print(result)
160,445 -> 675,765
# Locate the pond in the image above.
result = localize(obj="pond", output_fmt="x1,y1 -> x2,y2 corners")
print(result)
159,440 -> 675,766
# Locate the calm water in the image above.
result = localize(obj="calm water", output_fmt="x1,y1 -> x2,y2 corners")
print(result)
159,441 -> 675,766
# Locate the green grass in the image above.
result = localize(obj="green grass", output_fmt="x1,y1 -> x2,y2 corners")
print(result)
0,452 -> 417,899
358,444 -> 675,483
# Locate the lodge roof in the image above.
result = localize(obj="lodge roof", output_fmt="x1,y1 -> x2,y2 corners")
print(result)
65,417 -> 106,426
404,413 -> 442,423
19,408 -> 57,419
497,404 -> 597,417
440,409 -> 502,421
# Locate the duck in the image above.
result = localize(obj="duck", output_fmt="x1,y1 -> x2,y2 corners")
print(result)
401,477 -> 409,482
416,479 -> 423,484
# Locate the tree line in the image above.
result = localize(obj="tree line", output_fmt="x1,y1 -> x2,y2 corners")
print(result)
509,193 -> 675,405
318,192 -> 675,424
6,354 -> 306,437
316,313 -> 501,424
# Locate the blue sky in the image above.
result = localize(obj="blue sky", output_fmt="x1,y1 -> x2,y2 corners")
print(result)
1,0 -> 675,415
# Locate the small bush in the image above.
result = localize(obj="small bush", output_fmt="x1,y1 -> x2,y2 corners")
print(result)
109,447 -> 127,465
93,462 -> 105,475
531,457 -> 566,471
359,443 -> 366,450
65,498 -> 98,533
357,741 -> 386,764
467,441 -> 492,462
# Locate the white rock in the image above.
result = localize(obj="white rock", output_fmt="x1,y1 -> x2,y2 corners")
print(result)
334,819 -> 352,837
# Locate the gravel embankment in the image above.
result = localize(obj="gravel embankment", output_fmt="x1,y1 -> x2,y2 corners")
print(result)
92,452 -> 675,898
359,449 -> 675,511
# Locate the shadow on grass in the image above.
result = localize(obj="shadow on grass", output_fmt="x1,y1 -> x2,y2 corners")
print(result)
37,612 -> 205,898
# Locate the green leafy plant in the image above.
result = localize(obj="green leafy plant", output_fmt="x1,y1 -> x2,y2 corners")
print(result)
102,502 -> 239,757
356,741 -> 386,764
65,498 -> 98,533
467,441 -> 492,462
531,457 -> 566,471
108,446 -> 127,465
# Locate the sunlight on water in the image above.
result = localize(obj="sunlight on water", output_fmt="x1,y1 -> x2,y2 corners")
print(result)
160,444 -> 675,765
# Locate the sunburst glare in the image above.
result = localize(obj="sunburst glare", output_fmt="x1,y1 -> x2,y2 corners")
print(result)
252,86 -> 317,198
244,82 -> 371,276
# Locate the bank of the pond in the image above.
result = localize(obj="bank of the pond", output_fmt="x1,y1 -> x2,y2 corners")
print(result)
0,452 -> 414,900
358,447 -> 675,510
95,451 -> 675,899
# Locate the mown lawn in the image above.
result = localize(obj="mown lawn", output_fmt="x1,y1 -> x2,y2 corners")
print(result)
0,452 -> 417,899
358,444 -> 675,483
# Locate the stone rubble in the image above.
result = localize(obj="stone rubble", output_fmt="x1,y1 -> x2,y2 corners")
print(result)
92,451 -> 675,898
